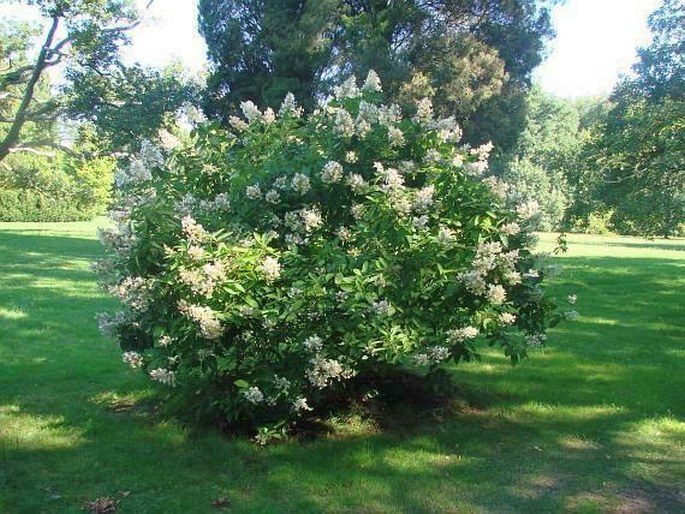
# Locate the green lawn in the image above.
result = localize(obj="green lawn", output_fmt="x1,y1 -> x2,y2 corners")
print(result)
1,221 -> 683,513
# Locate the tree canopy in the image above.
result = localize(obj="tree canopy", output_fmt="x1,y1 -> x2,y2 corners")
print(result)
0,0 -> 143,161
585,0 -> 685,236
198,0 -> 555,148
0,1 -> 199,160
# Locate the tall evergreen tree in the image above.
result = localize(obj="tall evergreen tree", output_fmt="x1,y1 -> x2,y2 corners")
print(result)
198,0 -> 555,148
198,0 -> 338,119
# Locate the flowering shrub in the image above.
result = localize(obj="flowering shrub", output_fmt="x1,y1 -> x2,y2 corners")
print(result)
95,72 -> 568,433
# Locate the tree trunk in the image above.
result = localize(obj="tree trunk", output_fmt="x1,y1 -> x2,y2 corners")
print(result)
0,15 -> 61,163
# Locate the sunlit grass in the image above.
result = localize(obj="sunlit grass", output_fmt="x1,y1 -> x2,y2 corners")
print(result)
0,222 -> 683,513
0,405 -> 85,451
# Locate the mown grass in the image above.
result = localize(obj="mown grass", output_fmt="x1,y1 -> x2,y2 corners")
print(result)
0,221 -> 683,513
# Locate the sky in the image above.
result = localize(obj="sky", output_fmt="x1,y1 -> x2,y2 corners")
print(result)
122,0 -> 207,75
533,0 -> 662,97
0,0 -> 663,98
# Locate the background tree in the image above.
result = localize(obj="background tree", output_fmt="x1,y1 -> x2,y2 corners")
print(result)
629,0 -> 683,101
0,19 -> 60,156
198,0 -> 555,149
198,0 -> 339,119
0,0 -> 147,162
0,1 -> 198,222
576,0 -> 684,236
63,62 -> 200,155
495,86 -> 581,229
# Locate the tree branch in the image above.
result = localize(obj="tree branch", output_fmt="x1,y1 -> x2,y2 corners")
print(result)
0,15 -> 61,163
10,140 -> 77,156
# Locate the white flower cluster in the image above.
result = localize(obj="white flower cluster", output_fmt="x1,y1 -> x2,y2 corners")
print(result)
371,299 -> 392,316
330,73 -> 401,140
159,129 -> 181,150
473,241 -> 504,274
240,100 -> 263,123
139,140 -> 165,168
413,185 -> 435,212
179,261 -> 226,298
96,311 -> 130,338
284,207 -> 323,234
387,126 -> 405,147
114,159 -> 151,188
334,108 -> 355,137
482,176 -> 510,201
500,222 -> 521,236
291,173 -> 311,195
357,100 -> 378,124
122,351 -> 144,369
199,193 -> 231,212
229,115 -> 249,131
273,375 -> 291,391
181,215 -> 207,243
437,226 -> 457,246
471,141 -> 494,161
178,102 -> 207,126
487,284 -> 507,305
246,184 -> 262,199
187,245 -> 205,261
526,333 -> 547,347
172,191 -> 230,217
463,142 -> 493,177
177,299 -> 223,340
265,189 -> 280,204
375,162 -> 405,192
321,161 -> 344,184
412,215 -> 429,228
306,355 -> 355,389
108,276 -> 150,312
378,104 -> 402,126
447,326 -> 479,343
413,98 -> 433,125
432,117 -> 462,143
517,200 -> 541,220
499,312 -> 517,325
362,70 -> 382,93
293,397 -> 313,412
279,92 -> 303,118
263,107 -> 276,124
299,207 -> 323,232
97,225 -> 137,257
459,240 -> 521,296
334,76 -> 361,100
346,173 -> 366,193
173,193 -> 196,216
243,386 -> 264,404
149,368 -> 176,386
413,346 -> 450,366
303,335 -> 324,352
456,269 -> 487,295
91,258 -> 117,288
260,256 -> 281,283
158,335 -> 174,347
